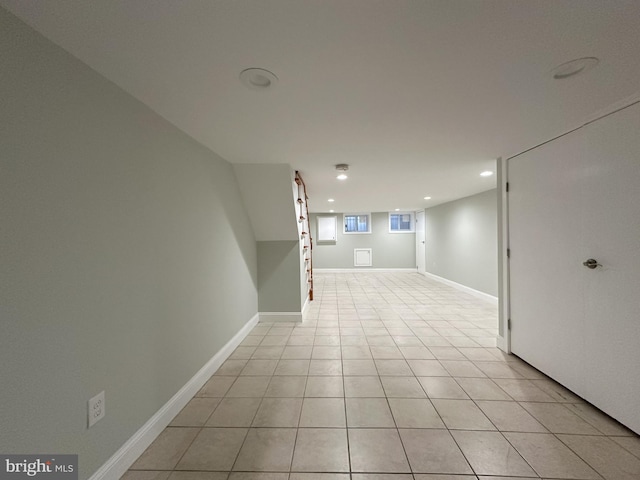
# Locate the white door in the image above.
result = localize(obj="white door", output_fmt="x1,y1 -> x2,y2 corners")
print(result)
416,210 -> 426,274
509,102 -> 640,433
580,104 -> 640,432
509,128 -> 587,397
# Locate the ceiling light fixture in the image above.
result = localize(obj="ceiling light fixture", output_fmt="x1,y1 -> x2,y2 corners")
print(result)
551,57 -> 599,80
423,196 -> 431,200
328,198 -> 335,203
335,164 -> 349,180
329,209 -> 334,213
395,208 -> 400,211
239,68 -> 278,90
480,171 -> 494,177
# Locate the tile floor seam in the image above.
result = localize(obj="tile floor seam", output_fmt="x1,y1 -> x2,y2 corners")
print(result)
286,400 -> 304,474
169,425 -> 204,472
443,427 -> 481,477
340,333 -> 354,475
227,397 -> 264,473
553,434 -> 608,480
370,336 -> 414,473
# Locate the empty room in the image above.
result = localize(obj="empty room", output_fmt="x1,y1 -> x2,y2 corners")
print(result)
1,2 -> 639,480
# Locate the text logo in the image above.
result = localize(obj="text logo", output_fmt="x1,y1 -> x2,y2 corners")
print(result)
1,456 -> 77,480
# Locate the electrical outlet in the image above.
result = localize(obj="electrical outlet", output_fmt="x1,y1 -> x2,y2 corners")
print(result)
88,391 -> 105,428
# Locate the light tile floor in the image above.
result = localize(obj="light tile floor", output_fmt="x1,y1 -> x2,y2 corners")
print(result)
124,272 -> 640,480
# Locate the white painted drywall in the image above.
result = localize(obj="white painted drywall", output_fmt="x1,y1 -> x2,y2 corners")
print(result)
233,164 -> 299,241
258,241 -> 303,312
310,212 -> 416,269
424,189 -> 498,296
0,9 -> 257,479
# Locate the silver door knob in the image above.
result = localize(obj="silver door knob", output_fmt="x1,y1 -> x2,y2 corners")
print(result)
583,258 -> 602,269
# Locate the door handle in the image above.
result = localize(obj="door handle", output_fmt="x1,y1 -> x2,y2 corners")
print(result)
583,258 -> 602,269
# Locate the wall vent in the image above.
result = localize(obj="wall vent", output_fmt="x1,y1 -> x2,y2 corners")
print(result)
354,248 -> 372,267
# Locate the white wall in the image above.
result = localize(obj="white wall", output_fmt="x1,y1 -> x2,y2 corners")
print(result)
424,189 -> 498,296
310,212 -> 416,269
0,9 -> 257,479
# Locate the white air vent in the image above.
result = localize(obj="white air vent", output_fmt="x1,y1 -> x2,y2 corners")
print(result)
354,248 -> 372,267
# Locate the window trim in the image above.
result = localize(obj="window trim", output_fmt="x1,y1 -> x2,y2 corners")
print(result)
388,211 -> 415,233
343,213 -> 372,234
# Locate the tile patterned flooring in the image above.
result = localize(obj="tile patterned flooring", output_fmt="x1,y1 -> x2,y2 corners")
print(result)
124,272 -> 640,480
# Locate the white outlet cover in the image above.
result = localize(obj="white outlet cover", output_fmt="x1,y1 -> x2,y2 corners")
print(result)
88,390 -> 105,428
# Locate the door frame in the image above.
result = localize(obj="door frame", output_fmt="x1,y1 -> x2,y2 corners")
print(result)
415,209 -> 426,275
498,157 -> 511,353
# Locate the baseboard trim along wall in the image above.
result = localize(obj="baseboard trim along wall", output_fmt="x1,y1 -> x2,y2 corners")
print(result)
258,295 -> 312,324
314,268 -> 417,273
259,312 -> 302,323
88,312 -> 260,480
422,271 -> 498,305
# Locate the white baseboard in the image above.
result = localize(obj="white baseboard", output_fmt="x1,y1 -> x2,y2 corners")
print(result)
422,272 -> 498,305
259,311 -> 302,323
89,312 -> 259,480
302,296 -> 311,315
314,268 -> 417,273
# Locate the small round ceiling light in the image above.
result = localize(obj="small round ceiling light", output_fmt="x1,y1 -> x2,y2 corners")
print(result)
335,164 -> 349,180
423,196 -> 431,200
329,209 -> 335,213
480,171 -> 494,177
239,68 -> 278,90
551,57 -> 599,80
328,198 -> 335,203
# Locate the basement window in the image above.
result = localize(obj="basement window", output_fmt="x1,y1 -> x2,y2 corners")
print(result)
389,212 -> 415,233
344,213 -> 371,234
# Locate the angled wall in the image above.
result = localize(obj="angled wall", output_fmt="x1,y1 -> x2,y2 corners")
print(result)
235,165 -> 307,317
0,8 -> 257,479
233,164 -> 299,241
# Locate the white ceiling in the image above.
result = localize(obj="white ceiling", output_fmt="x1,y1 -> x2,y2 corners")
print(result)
2,0 -> 639,212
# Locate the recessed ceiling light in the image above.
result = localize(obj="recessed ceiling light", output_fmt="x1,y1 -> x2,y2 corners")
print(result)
480,171 -> 494,177
328,198 -> 335,203
335,164 -> 349,180
329,209 -> 334,213
395,208 -> 400,211
423,196 -> 431,200
239,68 -> 278,90
551,57 -> 599,80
